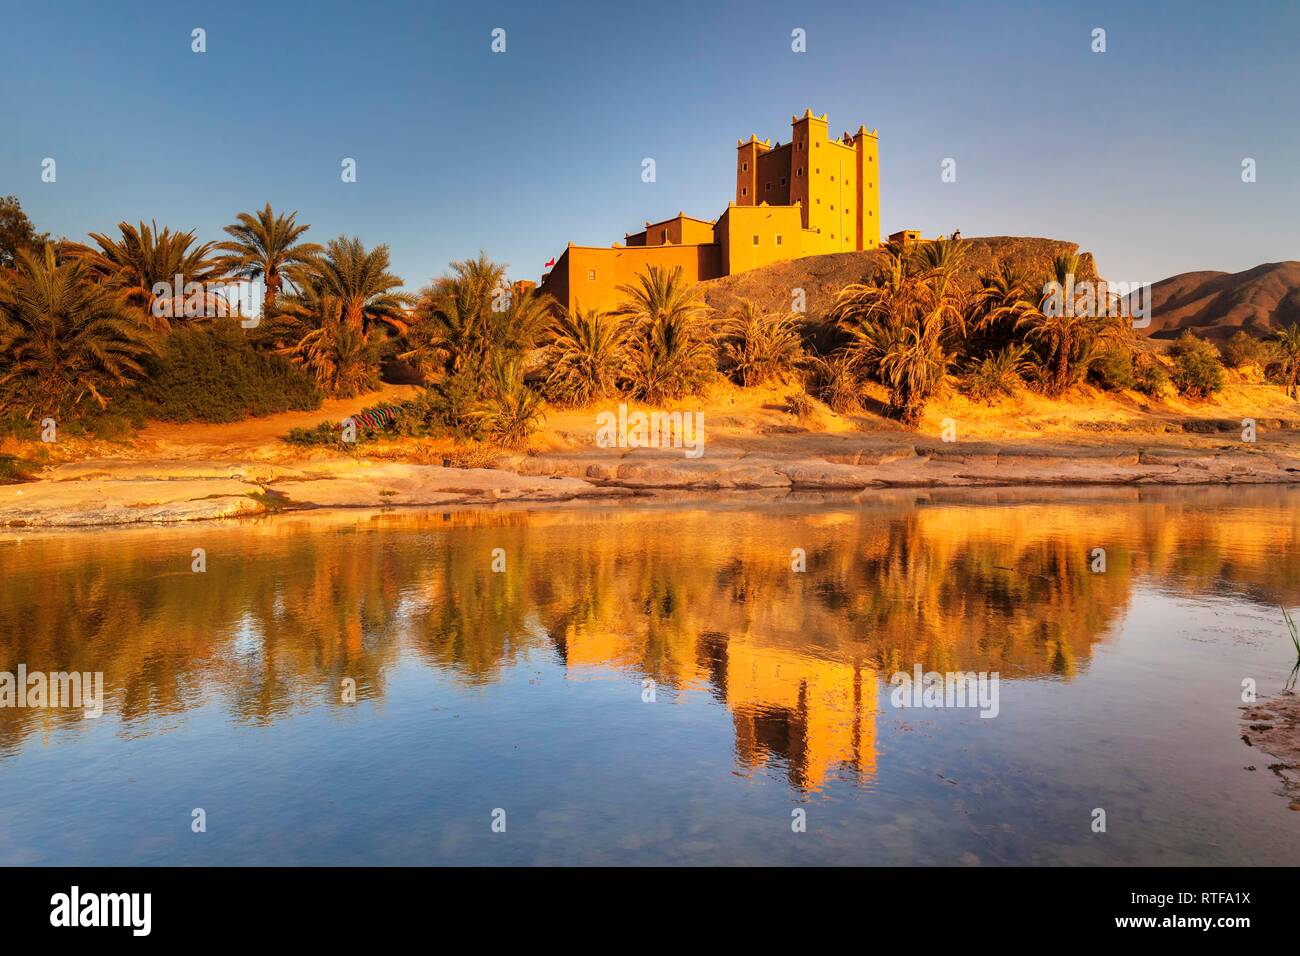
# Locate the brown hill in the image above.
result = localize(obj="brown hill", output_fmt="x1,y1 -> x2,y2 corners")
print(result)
697,236 -> 1097,319
1141,261 -> 1300,341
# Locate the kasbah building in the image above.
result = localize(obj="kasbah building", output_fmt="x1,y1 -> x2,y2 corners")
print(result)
537,110 -> 892,314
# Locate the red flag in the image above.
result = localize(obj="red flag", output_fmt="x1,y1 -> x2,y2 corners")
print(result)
544,257 -> 556,269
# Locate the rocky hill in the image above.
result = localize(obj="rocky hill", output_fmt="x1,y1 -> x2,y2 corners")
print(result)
1140,261 -> 1300,341
697,236 -> 1098,318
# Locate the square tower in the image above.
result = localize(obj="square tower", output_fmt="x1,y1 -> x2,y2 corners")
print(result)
735,110 -> 880,254
735,135 -> 769,205
852,125 -> 880,250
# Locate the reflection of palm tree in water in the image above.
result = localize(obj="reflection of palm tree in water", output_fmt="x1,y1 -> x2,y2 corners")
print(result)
5,495 -> 1300,773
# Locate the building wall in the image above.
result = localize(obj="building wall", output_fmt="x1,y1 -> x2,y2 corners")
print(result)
641,214 -> 716,247
718,204 -> 806,275
538,243 -> 724,314
753,144 -> 792,206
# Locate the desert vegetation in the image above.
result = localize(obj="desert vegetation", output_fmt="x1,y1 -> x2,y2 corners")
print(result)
2,194 -> 1297,456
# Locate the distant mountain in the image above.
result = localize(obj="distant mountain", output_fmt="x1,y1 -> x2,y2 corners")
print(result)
1142,262 -> 1300,341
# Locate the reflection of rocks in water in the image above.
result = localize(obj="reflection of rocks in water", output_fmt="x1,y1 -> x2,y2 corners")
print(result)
1241,694 -> 1300,810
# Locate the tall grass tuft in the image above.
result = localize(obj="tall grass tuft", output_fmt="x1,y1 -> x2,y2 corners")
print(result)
1283,605 -> 1299,692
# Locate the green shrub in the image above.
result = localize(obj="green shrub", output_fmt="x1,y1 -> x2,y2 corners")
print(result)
1088,347 -> 1136,391
283,383 -> 481,449
0,455 -> 36,484
0,412 -> 39,441
422,372 -> 485,440
1133,354 -> 1170,397
135,319 -> 322,423
284,421 -> 343,447
1222,330 -> 1275,369
284,400 -> 405,447
1168,332 -> 1226,399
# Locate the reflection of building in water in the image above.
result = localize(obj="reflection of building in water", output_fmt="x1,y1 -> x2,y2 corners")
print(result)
719,641 -> 877,792
560,626 -> 878,792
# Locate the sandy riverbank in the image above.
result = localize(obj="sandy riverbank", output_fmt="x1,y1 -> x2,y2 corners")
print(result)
3,377 -> 1299,527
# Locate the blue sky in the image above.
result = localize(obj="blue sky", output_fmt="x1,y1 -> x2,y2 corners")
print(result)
2,0 -> 1297,290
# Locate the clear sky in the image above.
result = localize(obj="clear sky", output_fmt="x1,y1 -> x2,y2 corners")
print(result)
2,0 -> 1297,291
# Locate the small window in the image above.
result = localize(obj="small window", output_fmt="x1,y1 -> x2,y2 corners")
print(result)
816,198 -> 820,204
776,235 -> 783,246
751,235 -> 759,246
815,141 -> 820,148
661,229 -> 668,242
765,182 -> 770,192
741,187 -> 748,196
869,155 -> 873,162
830,205 -> 834,211
742,161 -> 748,171
816,168 -> 820,174
779,177 -> 786,186
587,269 -> 596,281
797,167 -> 803,177
797,142 -> 803,151
830,175 -> 835,182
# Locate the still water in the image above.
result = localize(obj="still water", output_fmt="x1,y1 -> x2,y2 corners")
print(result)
1,487 -> 1298,865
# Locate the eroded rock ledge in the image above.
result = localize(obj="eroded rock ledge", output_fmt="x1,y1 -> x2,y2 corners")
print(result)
2,443 -> 1297,527
1241,693 -> 1300,811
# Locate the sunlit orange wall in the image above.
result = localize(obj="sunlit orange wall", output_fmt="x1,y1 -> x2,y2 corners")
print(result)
540,243 -> 724,314
718,204 -> 806,274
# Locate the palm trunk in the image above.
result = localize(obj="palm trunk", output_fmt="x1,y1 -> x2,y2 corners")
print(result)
264,272 -> 279,315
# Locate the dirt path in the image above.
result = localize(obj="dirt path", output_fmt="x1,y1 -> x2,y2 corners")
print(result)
134,384 -> 420,459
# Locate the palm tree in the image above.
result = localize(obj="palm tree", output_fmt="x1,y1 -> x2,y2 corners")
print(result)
474,356 -> 545,450
406,253 -> 548,378
717,299 -> 804,387
64,220 -> 223,329
616,265 -> 714,403
0,246 -> 155,416
277,289 -> 376,398
298,236 -> 412,335
543,306 -> 628,406
807,353 -> 862,413
1271,322 -> 1300,399
216,203 -> 322,315
407,253 -> 502,376
911,236 -> 966,277
269,236 -> 412,396
848,305 -> 955,424
989,253 -> 1121,396
833,246 -> 965,423
967,261 -> 1032,353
